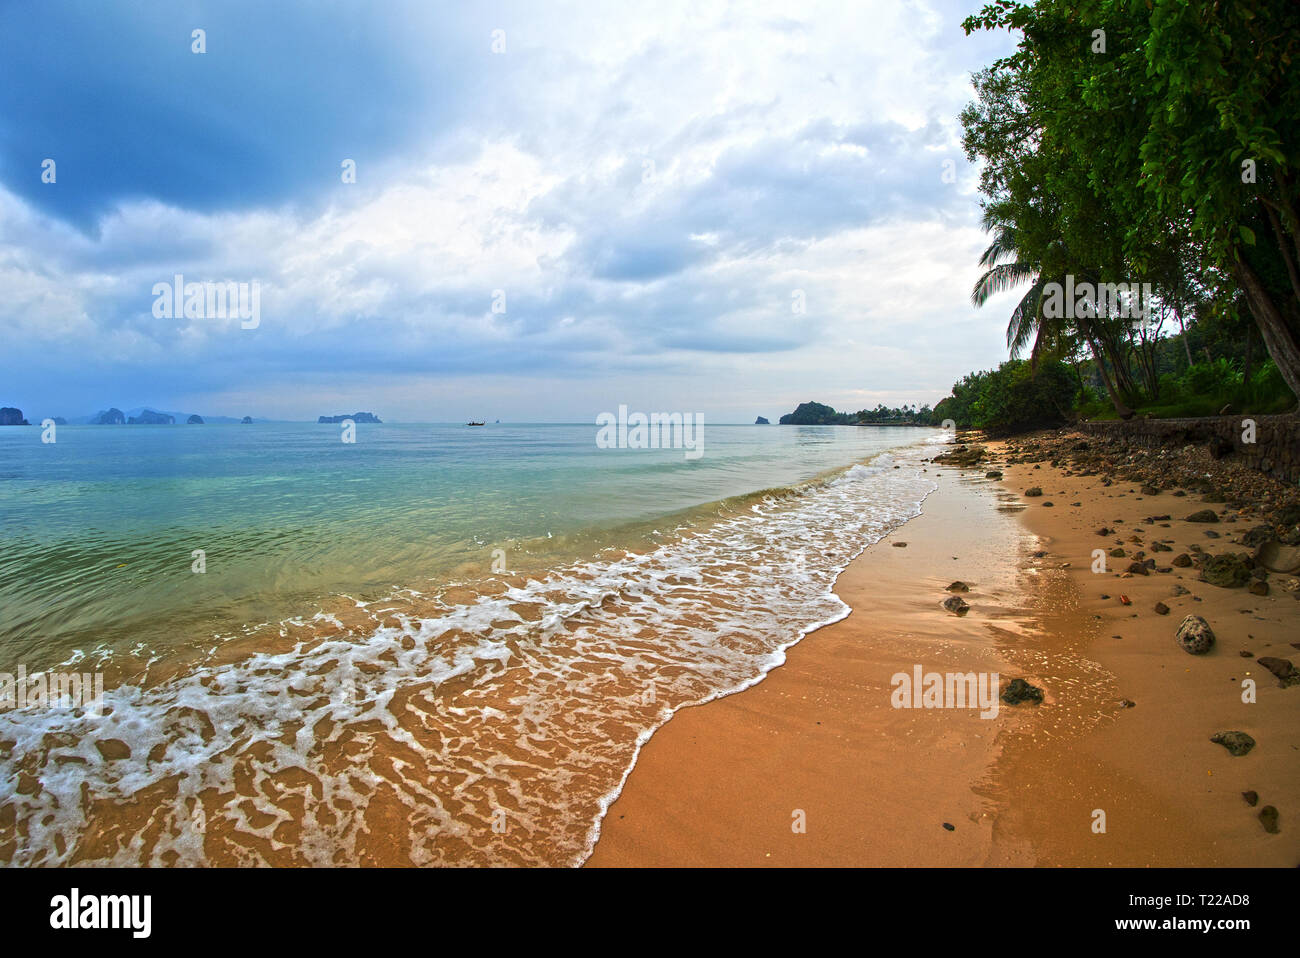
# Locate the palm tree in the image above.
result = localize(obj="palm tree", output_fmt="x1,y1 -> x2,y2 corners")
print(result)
970,213 -> 1052,362
971,206 -> 1134,418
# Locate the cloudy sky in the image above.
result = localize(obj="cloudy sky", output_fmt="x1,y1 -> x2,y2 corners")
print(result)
0,1 -> 1016,423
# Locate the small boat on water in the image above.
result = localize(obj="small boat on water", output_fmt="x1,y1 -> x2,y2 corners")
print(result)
467,421 -> 485,426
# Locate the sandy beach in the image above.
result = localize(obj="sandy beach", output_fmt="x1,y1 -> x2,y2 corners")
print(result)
589,436 -> 1300,867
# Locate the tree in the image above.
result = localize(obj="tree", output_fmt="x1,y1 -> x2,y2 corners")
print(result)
932,359 -> 1077,433
962,0 -> 1300,404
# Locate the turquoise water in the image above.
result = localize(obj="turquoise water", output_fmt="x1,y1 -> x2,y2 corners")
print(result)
0,422 -> 933,668
0,420 -> 942,866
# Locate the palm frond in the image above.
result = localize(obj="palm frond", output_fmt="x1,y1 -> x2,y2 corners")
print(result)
1006,280 -> 1044,357
977,227 -> 1020,268
971,262 -> 1037,307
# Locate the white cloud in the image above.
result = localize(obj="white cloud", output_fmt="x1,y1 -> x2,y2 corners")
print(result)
0,0 -> 1017,421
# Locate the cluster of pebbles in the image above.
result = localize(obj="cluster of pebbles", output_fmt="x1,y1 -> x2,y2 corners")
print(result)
930,426 -> 1298,838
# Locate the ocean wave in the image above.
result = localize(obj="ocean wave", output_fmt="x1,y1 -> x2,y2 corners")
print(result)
0,448 -> 936,867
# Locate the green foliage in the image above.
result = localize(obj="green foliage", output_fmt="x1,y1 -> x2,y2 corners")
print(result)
779,401 -> 934,426
779,401 -> 844,425
1183,358 -> 1241,397
1250,358 -> 1288,405
1085,358 -> 1293,419
932,359 -> 1077,434
854,403 -> 933,424
961,0 -> 1300,406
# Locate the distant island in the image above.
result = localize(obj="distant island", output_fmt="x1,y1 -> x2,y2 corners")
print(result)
88,407 -> 181,424
318,412 -> 382,424
0,406 -> 31,426
54,407 -> 264,425
754,416 -> 769,425
779,400 -> 934,425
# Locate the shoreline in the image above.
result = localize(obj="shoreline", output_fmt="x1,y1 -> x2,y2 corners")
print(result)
1,434 -> 943,867
7,430 -> 1295,866
587,452 -> 1030,865
578,453 -> 940,866
588,435 -> 1300,866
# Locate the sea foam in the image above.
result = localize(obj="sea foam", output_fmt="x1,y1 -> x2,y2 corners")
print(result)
0,451 -> 936,867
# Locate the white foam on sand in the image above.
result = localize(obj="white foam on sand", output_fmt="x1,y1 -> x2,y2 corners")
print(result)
0,449 -> 936,867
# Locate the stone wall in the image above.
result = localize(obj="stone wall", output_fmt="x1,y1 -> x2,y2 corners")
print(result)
1075,413 -> 1300,485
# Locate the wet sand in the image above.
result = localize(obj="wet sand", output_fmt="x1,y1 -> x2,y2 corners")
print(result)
588,443 -> 1300,866
991,448 -> 1299,866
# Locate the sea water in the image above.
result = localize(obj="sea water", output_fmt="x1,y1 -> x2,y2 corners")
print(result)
0,421 -> 941,865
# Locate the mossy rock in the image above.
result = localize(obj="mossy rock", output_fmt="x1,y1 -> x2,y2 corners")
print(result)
1200,553 -> 1253,589
1210,731 -> 1255,756
1000,678 -> 1044,706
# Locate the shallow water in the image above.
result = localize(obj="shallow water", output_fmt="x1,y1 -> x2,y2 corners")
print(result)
0,422 -> 942,865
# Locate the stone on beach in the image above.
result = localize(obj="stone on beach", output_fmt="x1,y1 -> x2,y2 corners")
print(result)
1175,615 -> 1216,654
1255,540 -> 1300,575
1199,553 -> 1252,588
1256,657 -> 1299,687
933,444 -> 987,467
1209,731 -> 1255,756
1000,678 -> 1044,706
1257,656 -> 1295,679
941,595 -> 969,616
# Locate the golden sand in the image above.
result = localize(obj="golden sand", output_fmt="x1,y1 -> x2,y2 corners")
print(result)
589,444 -> 1300,866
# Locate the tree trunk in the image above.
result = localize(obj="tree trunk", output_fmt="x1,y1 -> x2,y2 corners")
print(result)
1177,313 -> 1194,368
1261,197 -> 1300,305
1100,327 -> 1137,398
1086,333 -> 1134,419
1232,255 -> 1300,402
1243,324 -> 1254,393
